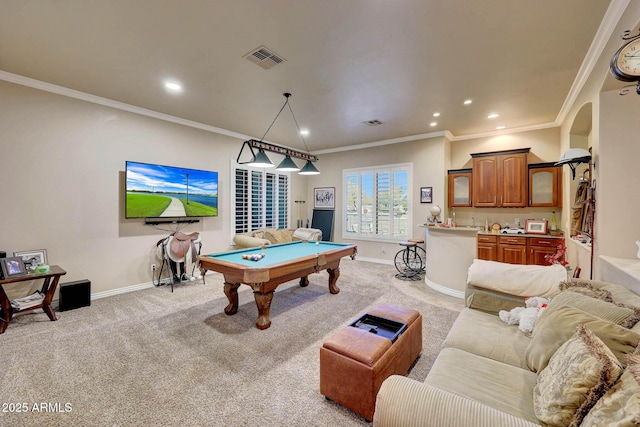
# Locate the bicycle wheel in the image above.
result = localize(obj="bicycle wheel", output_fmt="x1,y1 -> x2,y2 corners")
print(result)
394,249 -> 423,274
415,245 -> 426,272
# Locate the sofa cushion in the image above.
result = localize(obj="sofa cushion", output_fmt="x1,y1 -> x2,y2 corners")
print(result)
525,306 -> 640,372
466,259 -> 566,298
559,280 -> 614,301
443,308 -> 531,369
425,347 -> 539,424
533,325 -> 623,427
264,228 -> 293,244
581,353 -> 640,427
466,290 -> 525,315
537,290 -> 640,330
232,234 -> 271,249
292,227 -> 322,241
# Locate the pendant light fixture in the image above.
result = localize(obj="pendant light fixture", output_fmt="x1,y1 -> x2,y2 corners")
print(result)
248,149 -> 275,168
236,93 -> 320,174
276,155 -> 300,171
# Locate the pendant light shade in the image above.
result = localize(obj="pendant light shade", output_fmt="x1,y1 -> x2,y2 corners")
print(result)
248,149 -> 274,168
298,160 -> 320,175
276,155 -> 300,171
237,93 -> 319,174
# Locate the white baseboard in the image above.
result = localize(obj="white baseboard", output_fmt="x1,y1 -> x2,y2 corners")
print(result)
91,281 -> 156,300
424,277 -> 465,299
354,256 -> 394,266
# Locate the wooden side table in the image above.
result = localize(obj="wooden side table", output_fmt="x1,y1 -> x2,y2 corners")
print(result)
0,265 -> 67,334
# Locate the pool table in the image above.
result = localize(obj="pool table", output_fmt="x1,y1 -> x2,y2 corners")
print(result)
199,241 -> 357,329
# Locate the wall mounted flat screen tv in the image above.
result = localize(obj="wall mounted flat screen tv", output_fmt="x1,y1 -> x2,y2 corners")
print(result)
125,161 -> 218,219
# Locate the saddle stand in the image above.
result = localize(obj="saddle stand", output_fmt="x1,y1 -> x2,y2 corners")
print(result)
155,232 -> 202,292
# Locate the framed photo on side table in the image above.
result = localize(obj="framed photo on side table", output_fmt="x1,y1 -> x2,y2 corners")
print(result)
420,187 -> 433,203
14,249 -> 48,271
314,187 -> 335,209
525,219 -> 548,235
1,256 -> 27,279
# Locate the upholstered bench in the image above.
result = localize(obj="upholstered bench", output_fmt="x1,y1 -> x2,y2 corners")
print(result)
320,303 -> 422,421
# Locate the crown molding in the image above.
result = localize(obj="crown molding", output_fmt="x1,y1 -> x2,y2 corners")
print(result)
556,0 -> 630,125
0,70 -> 252,142
314,131 -> 450,155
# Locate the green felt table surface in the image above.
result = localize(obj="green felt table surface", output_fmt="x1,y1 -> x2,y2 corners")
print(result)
204,241 -> 351,267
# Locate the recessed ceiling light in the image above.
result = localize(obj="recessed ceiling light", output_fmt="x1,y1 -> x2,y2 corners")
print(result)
164,81 -> 183,93
488,113 -> 499,119
430,122 -> 437,127
496,125 -> 506,130
433,112 -> 440,117
463,99 -> 472,105
300,129 -> 309,136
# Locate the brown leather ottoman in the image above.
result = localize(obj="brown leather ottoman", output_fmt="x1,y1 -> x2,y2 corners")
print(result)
320,303 -> 422,421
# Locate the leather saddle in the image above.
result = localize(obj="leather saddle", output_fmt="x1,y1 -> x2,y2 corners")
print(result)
156,232 -> 200,263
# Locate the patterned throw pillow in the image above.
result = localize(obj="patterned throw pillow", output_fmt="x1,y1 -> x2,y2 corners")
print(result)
534,291 -> 640,334
525,306 -> 640,373
533,325 -> 623,427
559,281 -> 614,302
264,229 -> 293,244
580,353 -> 640,427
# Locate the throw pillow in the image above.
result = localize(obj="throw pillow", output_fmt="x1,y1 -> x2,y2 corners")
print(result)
580,353 -> 640,427
558,280 -> 614,302
525,306 -> 640,372
533,291 -> 640,335
533,325 -> 623,427
263,229 -> 291,244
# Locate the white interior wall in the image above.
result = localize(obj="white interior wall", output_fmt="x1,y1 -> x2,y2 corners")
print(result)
0,80 -> 306,296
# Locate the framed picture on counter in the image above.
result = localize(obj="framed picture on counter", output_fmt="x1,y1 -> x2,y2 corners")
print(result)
525,219 -> 548,235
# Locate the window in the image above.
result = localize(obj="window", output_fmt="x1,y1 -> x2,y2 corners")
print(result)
234,166 -> 289,234
343,163 -> 411,241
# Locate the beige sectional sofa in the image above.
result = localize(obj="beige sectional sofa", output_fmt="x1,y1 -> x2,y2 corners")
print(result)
233,227 -> 322,249
374,259 -> 640,426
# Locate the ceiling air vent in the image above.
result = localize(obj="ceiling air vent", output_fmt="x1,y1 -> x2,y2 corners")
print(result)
244,45 -> 286,70
363,119 -> 384,126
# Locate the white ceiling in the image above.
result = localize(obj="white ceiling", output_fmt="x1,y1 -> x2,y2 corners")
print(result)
0,1 -> 616,152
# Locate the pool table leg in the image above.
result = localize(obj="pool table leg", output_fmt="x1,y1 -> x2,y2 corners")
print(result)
299,276 -> 309,287
253,290 -> 274,330
327,267 -> 341,294
223,282 -> 241,315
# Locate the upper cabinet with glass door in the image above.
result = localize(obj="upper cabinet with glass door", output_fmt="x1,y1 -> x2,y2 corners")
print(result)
448,169 -> 473,207
528,163 -> 562,207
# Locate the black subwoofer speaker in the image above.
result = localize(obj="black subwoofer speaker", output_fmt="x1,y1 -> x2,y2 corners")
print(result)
59,279 -> 91,311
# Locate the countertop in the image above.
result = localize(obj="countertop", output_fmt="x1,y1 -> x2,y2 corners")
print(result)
421,224 -> 564,238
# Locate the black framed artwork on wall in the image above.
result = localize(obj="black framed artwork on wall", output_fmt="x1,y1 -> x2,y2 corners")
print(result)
420,187 -> 432,203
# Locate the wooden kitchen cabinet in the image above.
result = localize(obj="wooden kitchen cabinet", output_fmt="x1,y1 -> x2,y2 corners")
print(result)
472,148 -> 529,208
498,236 -> 527,264
529,163 -> 562,207
477,233 -> 563,266
527,236 -> 560,266
477,234 -> 498,261
448,169 -> 472,207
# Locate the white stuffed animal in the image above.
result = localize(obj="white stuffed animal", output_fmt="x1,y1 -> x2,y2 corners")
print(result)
498,297 -> 550,334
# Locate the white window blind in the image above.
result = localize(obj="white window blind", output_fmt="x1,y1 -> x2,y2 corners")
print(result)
343,163 -> 411,241
234,166 -> 289,234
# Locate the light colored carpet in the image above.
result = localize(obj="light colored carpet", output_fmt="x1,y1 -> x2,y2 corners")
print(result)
0,259 -> 462,427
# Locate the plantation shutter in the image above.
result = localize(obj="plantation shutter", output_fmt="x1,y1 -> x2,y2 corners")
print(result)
278,175 -> 288,229
235,169 -> 249,234
342,164 -> 411,241
393,170 -> 409,237
251,171 -> 263,230
265,172 -> 275,228
234,166 -> 290,234
345,173 -> 359,234
376,171 -> 390,236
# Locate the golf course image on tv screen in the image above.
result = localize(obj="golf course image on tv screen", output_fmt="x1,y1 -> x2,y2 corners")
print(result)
125,161 -> 218,218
